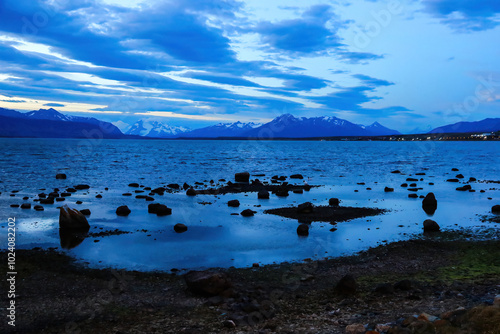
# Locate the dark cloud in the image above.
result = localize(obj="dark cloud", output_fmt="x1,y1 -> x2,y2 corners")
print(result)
422,0 -> 500,31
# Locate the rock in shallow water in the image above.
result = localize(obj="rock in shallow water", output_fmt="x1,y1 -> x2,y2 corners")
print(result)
55,173 -> 66,179
423,219 -> 440,232
227,199 -> 240,207
240,209 -> 255,217
492,205 -> 500,214
422,192 -> 437,215
234,172 -> 250,183
59,205 -> 89,230
297,224 -> 309,236
174,223 -> 187,233
116,205 -> 131,216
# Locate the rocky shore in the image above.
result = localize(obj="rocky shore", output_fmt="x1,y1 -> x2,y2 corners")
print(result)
1,228 -> 499,334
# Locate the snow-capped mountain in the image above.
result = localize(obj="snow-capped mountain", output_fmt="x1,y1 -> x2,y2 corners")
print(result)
125,120 -> 190,138
179,121 -> 261,138
0,108 -> 124,138
244,114 -> 399,138
364,122 -> 401,136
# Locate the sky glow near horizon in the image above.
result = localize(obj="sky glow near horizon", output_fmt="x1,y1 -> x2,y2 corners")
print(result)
0,0 -> 499,132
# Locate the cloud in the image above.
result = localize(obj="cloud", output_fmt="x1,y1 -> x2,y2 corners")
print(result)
422,0 -> 500,31
256,4 -> 342,55
0,99 -> 26,103
43,102 -> 65,107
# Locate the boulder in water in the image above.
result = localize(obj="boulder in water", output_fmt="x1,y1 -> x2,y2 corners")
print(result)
56,173 -> 67,179
422,192 -> 437,215
235,172 -> 250,183
297,224 -> 309,236
59,205 -> 90,230
116,205 -> 131,216
423,219 -> 440,232
174,223 -> 187,233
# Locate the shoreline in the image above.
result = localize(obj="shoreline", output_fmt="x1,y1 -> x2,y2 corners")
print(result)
1,229 -> 499,333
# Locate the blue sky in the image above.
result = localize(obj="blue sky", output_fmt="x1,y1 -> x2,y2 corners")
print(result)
0,0 -> 499,132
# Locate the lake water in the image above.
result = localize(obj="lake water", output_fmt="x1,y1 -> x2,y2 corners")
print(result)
0,138 -> 498,271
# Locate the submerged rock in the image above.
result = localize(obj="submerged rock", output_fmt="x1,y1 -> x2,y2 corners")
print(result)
55,173 -> 67,179
422,192 -> 438,215
456,185 -> 472,191
184,270 -> 232,296
290,174 -> 304,179
34,205 -> 44,211
116,205 -> 131,216
423,219 -> 440,232
59,205 -> 90,230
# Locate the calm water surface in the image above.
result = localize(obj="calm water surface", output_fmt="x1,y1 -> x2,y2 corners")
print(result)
0,139 -> 498,271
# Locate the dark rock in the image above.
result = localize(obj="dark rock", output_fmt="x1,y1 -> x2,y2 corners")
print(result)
451,168 -> 459,171
186,188 -> 197,196
183,182 -> 190,190
156,204 -> 172,216
391,170 -> 401,174
34,205 -> 44,211
61,192 -> 71,197
401,183 -> 408,187
335,274 -> 357,295
241,209 -> 255,217
10,204 -> 19,208
468,177 -> 477,182
375,283 -> 394,294
422,192 -> 437,214
297,202 -> 314,213
258,190 -> 270,199
297,224 -> 309,236
95,194 -> 102,198
49,192 -> 60,198
406,178 -> 418,182
56,197 -> 66,202
394,279 -> 412,291
228,200 -> 240,207
167,183 -> 180,189
492,205 -> 500,214
184,270 -> 232,296
409,183 -> 417,187
416,172 -> 426,176
329,198 -> 340,207
38,192 -> 47,198
423,219 -> 440,232
290,174 -> 304,179
116,205 -> 131,216
74,184 -> 90,190
293,189 -> 304,194
20,203 -> 31,209
80,209 -> 91,216
384,187 -> 394,192
275,189 -> 289,197
145,196 -> 154,202
75,201 -> 82,205
122,193 -> 132,196
446,179 -> 459,183
128,183 -> 139,187
40,197 -> 55,204
59,205 -> 90,230
235,172 -> 250,183
151,187 -> 165,195
456,185 -> 472,191
174,223 -> 187,233
66,188 -> 76,193
408,194 -> 418,198
56,173 -> 67,179
456,174 -> 464,179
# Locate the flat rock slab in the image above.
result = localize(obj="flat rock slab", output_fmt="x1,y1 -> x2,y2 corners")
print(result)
265,205 -> 385,224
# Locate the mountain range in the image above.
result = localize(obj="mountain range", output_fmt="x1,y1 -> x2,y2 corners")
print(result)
1,107 -> 499,139
125,120 -> 190,138
0,107 -> 124,138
